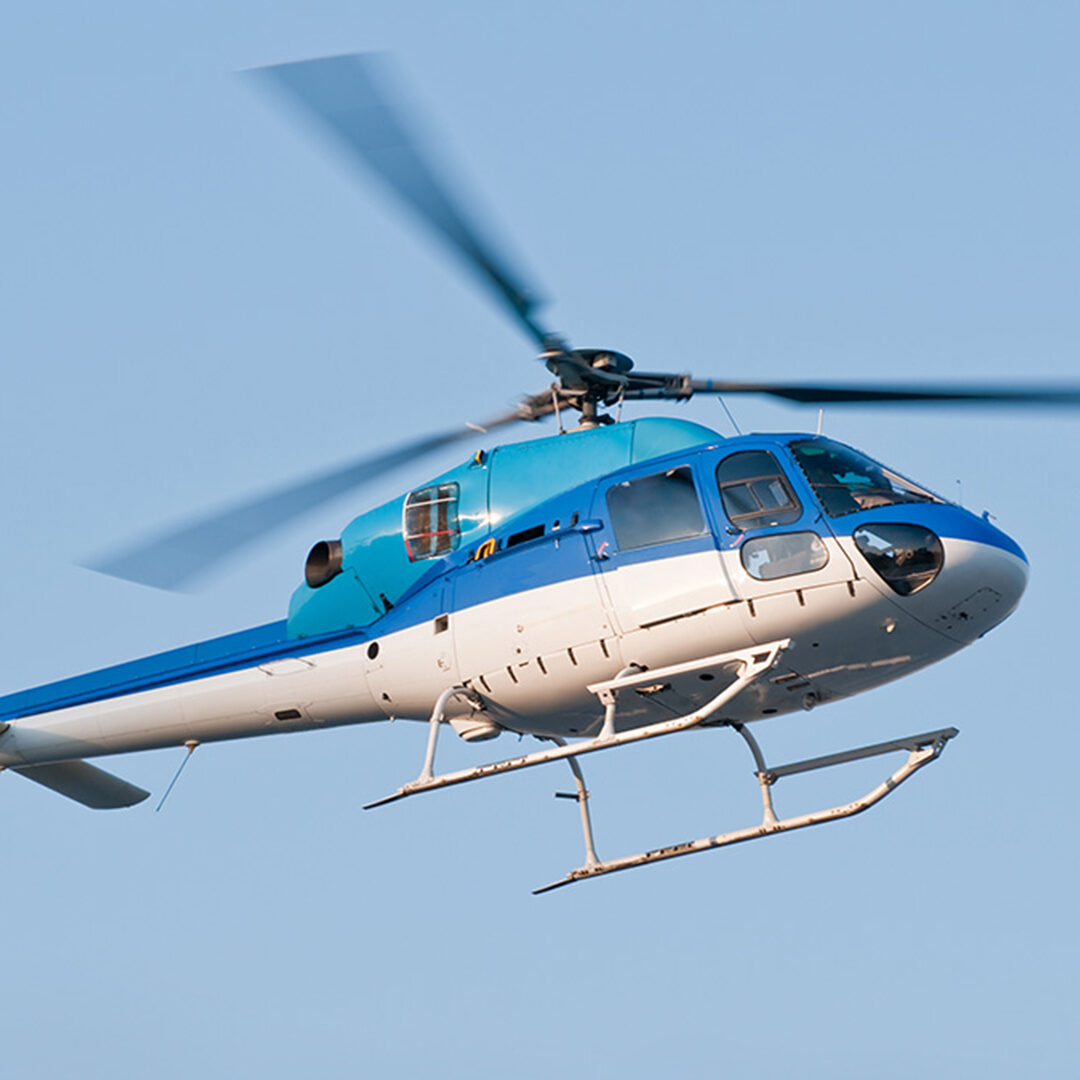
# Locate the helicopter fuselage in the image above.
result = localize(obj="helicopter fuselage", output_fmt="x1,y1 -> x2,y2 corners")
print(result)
0,420 -> 1028,790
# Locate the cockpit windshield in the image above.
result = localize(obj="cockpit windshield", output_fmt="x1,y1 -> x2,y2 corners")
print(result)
788,438 -> 941,518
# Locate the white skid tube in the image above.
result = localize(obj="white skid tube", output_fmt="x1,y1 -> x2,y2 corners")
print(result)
534,725 -> 958,893
363,640 -> 789,809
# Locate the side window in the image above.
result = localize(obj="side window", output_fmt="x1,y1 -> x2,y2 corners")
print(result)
606,467 -> 706,552
741,532 -> 828,580
716,450 -> 801,531
403,483 -> 461,561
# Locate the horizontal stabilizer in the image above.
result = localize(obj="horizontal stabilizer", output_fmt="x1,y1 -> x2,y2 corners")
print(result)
11,760 -> 150,809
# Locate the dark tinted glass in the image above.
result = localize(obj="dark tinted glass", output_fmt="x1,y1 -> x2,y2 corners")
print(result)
607,467 -> 706,551
790,439 -> 939,518
853,523 -> 943,596
716,451 -> 801,530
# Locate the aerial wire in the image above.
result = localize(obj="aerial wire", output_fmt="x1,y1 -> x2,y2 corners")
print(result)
156,740 -> 200,812
717,395 -> 743,435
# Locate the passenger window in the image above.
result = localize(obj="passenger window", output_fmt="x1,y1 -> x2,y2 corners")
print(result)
403,482 -> 461,560
606,467 -> 706,552
716,451 -> 801,530
741,532 -> 828,580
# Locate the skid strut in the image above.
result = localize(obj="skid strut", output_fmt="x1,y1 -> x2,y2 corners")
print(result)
363,640 -> 789,810
363,637 -> 957,892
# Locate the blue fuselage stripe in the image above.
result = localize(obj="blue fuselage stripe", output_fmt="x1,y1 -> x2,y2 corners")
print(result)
0,621 -> 366,722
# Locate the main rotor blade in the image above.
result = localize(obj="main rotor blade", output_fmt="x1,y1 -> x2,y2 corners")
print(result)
250,54 -> 555,349
675,378 -> 1080,407
86,405 -> 550,591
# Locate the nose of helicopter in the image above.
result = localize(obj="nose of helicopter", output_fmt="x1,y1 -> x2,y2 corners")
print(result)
932,524 -> 1029,642
848,508 -> 1029,643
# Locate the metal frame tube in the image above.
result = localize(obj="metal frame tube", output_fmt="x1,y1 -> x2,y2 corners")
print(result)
534,728 -> 957,893
364,640 -> 787,809
417,686 -> 478,783
551,737 -> 600,868
599,666 -> 642,739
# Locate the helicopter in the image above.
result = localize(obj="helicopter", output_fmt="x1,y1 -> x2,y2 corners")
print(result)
1,54 -> 1075,892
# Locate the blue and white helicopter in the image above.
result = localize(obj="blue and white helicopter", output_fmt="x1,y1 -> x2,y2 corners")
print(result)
2,55 -> 1076,891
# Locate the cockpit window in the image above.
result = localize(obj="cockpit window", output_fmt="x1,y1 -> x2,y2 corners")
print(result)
716,451 -> 802,531
404,482 -> 461,560
788,438 -> 940,518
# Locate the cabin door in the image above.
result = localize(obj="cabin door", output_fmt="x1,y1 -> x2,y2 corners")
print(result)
587,462 -> 738,634
704,444 -> 859,646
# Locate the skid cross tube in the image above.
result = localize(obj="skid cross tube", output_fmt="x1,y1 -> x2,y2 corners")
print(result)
534,725 -> 959,893
363,640 -> 789,810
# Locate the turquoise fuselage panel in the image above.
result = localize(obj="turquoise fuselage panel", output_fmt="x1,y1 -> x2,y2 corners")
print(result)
286,417 -> 723,638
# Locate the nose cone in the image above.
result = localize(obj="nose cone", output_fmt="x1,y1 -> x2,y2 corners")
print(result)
846,507 -> 1029,644
929,528 -> 1029,642
909,513 -> 1027,642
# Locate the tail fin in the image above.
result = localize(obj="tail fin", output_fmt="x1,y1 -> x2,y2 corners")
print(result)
10,760 -> 150,809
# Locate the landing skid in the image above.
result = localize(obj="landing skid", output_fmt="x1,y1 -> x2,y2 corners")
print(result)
362,638 -> 957,891
534,723 -> 957,893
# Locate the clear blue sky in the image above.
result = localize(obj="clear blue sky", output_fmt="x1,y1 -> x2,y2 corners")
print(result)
3,3 -> 1078,1078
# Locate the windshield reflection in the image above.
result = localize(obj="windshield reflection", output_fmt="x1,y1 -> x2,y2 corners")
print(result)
788,438 -> 941,518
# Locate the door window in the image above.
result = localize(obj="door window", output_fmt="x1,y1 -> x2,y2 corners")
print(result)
606,467 -> 706,552
716,450 -> 802,530
741,531 -> 829,580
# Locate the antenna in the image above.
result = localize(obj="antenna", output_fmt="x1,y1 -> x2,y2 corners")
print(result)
156,740 -> 200,812
816,409 -> 824,436
717,396 -> 743,436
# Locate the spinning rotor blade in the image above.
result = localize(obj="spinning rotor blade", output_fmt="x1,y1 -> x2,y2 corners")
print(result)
250,54 -> 556,349
613,375 -> 1080,408
86,403 -> 553,591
